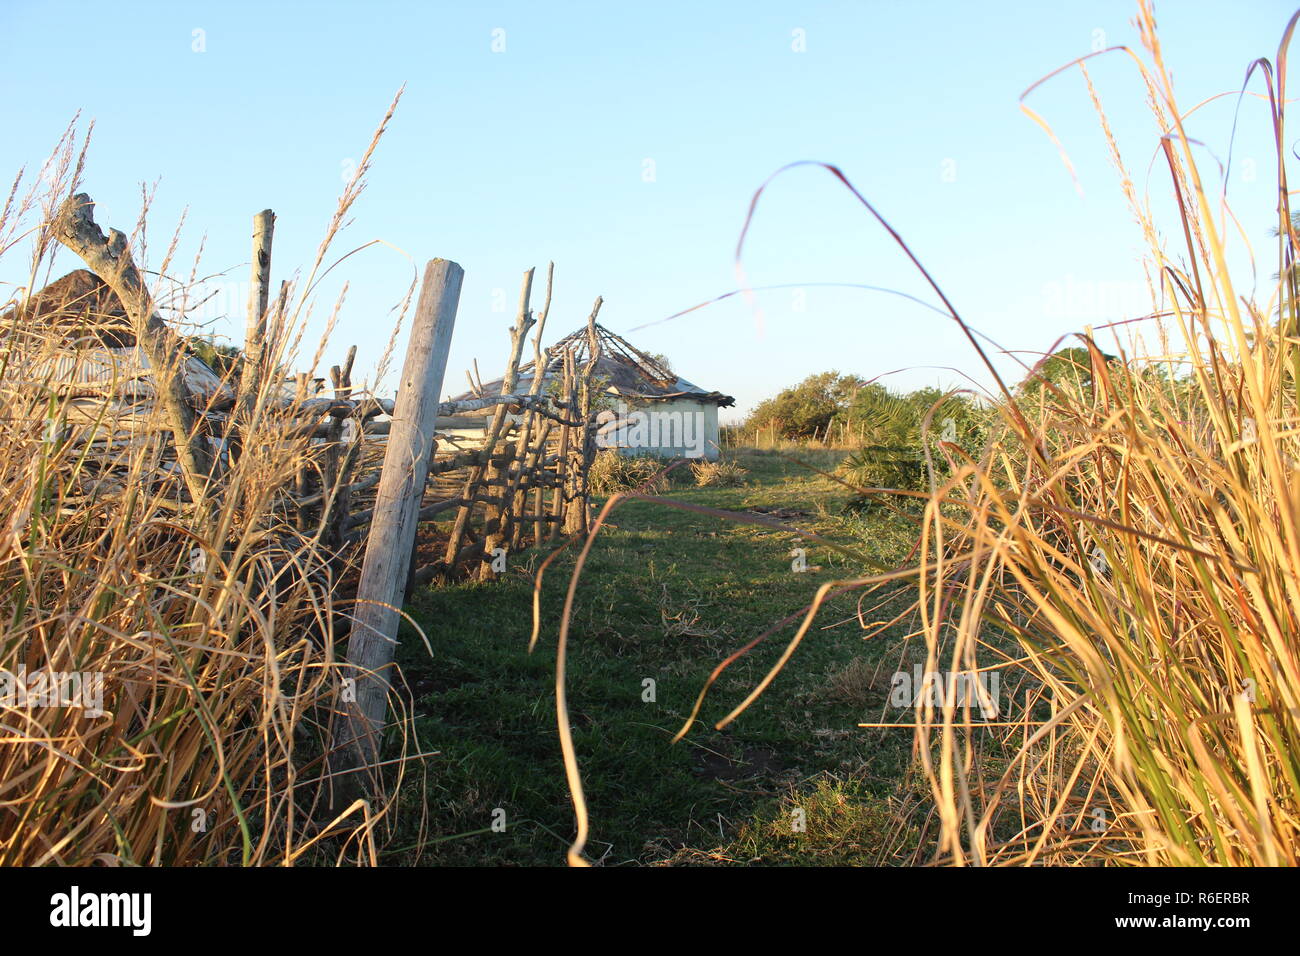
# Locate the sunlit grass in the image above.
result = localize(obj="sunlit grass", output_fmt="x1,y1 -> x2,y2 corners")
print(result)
0,103 -> 414,865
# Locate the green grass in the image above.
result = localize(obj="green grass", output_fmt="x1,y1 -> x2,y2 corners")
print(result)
385,449 -> 930,865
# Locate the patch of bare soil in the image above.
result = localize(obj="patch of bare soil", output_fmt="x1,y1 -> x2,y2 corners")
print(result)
692,742 -> 785,786
745,504 -> 812,522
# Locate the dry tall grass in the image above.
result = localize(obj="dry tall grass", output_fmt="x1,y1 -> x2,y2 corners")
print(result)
903,3 -> 1300,865
0,102 -> 416,865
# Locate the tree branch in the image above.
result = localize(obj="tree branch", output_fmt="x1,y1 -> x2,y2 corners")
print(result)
52,192 -> 212,502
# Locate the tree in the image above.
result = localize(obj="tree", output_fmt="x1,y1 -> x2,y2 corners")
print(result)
745,371 -> 863,440
1020,346 -> 1116,396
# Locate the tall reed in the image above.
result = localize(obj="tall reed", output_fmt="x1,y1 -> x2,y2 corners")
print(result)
907,2 -> 1300,865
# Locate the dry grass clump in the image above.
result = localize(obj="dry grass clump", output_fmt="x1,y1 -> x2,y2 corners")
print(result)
689,458 -> 747,487
819,657 -> 877,706
587,450 -> 669,494
587,451 -> 741,494
0,106 -> 415,865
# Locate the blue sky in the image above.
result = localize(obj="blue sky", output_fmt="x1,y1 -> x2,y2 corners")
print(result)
0,1 -> 1293,418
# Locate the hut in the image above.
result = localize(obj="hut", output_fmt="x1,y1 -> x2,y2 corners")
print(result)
443,323 -> 734,460
1,270 -> 232,439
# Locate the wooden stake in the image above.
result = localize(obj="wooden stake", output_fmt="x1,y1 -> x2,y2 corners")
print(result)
332,258 -> 463,802
551,351 -> 575,541
237,210 -> 275,422
564,297 -> 602,536
486,262 -> 554,574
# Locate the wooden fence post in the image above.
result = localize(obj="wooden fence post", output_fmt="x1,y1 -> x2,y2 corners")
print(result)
237,209 -> 275,422
484,263 -> 554,576
564,298 -> 602,536
332,258 -> 463,803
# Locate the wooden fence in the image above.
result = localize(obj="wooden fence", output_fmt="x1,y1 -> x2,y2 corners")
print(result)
43,196 -> 602,587
289,268 -> 603,591
38,196 -> 606,796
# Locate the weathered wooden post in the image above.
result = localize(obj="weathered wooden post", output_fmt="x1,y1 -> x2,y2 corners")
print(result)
237,210 -> 275,423
332,258 -> 463,804
564,299 -> 602,536
485,263 -> 554,574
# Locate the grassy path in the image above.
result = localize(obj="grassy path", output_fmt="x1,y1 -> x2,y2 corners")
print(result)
388,450 -> 929,865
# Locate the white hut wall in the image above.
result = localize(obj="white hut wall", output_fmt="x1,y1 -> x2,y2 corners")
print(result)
596,398 -> 720,460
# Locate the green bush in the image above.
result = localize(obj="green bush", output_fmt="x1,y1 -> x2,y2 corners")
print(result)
745,371 -> 863,440
837,444 -> 924,494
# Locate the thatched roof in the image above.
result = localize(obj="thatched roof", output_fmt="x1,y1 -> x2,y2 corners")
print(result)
451,323 -> 734,408
2,270 -> 231,415
3,269 -> 136,347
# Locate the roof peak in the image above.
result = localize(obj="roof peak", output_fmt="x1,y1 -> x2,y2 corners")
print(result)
540,322 -> 675,386
450,319 -> 735,408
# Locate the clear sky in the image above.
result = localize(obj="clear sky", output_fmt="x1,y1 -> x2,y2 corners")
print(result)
0,1 -> 1293,419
